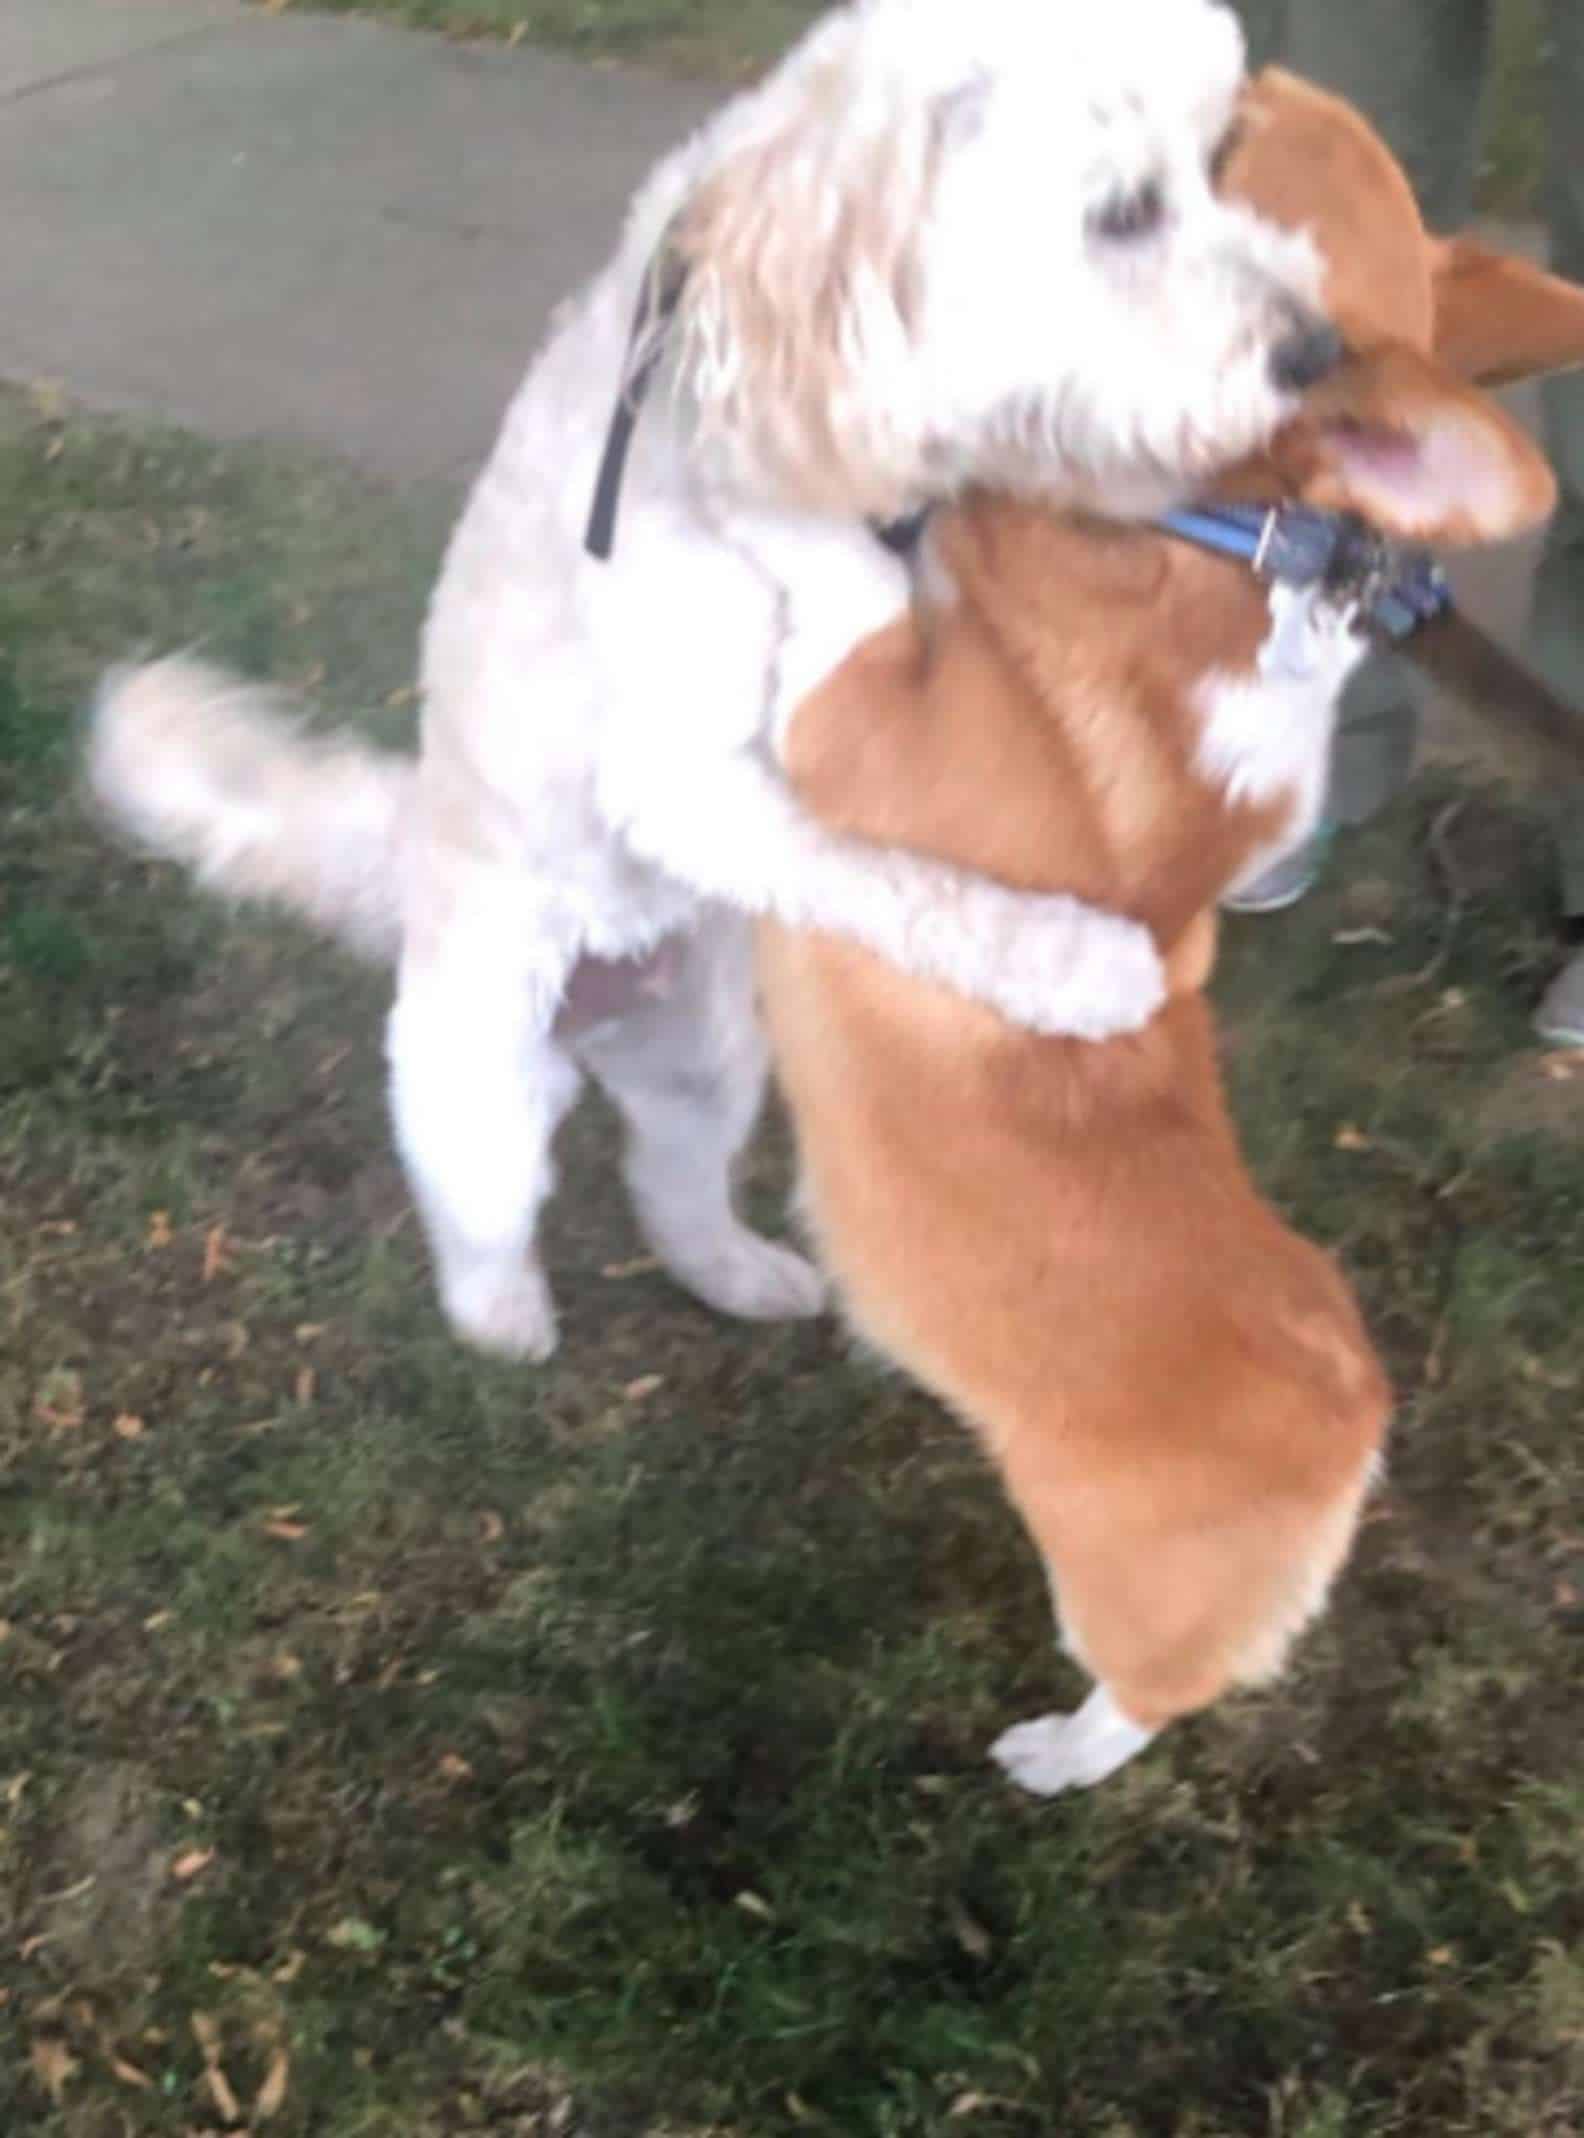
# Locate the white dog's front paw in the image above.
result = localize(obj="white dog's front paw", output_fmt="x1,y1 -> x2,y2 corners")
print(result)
443,1264 -> 559,1362
1001,904 -> 1166,1041
664,1231 -> 828,1323
917,881 -> 1165,1041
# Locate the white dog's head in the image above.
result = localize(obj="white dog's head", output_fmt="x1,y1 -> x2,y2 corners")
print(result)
668,0 -> 1334,519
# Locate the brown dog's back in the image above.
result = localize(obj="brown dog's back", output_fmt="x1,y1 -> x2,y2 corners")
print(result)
766,907 -> 1385,1705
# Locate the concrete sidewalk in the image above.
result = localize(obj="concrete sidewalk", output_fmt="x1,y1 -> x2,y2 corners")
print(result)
0,0 -> 1551,655
0,0 -> 709,481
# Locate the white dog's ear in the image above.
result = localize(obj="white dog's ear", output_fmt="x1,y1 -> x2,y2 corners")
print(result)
932,69 -> 993,152
670,72 -> 963,516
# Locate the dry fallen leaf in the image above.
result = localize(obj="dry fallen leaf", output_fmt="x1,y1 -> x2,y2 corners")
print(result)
101,2042 -> 154,2091
202,1225 -> 232,1284
29,2037 -> 78,2105
34,1371 -> 86,1433
479,1510 -> 505,1545
172,1847 -> 216,1883
204,2061 -> 242,2123
326,1917 -> 386,1954
190,2012 -> 242,2123
261,1520 -> 309,1544
294,1366 -> 316,1407
253,2045 -> 291,2122
147,1209 -> 174,1250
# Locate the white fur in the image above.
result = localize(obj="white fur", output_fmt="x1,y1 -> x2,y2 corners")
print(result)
991,1686 -> 1157,1795
1195,584 -> 1370,892
89,0 -> 1328,1356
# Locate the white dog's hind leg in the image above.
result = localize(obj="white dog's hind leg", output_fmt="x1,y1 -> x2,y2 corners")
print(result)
574,910 -> 825,1323
387,871 -> 584,1361
990,1686 -> 1158,1796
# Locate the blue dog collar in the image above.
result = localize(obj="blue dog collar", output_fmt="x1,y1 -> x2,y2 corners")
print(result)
1155,502 -> 1452,644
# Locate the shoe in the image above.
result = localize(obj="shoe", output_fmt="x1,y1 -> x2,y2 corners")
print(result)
1222,827 -> 1330,915
1534,950 -> 1584,1047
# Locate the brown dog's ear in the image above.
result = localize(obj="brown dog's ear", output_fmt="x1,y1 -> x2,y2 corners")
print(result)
1432,236 -> 1584,388
1275,342 -> 1557,546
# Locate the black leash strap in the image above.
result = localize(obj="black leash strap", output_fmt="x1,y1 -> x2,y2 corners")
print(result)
584,242 -> 690,563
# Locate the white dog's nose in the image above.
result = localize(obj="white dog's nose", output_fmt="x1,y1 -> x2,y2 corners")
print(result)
1270,315 -> 1344,392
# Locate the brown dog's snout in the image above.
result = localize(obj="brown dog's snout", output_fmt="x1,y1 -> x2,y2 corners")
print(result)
1269,310 -> 1345,392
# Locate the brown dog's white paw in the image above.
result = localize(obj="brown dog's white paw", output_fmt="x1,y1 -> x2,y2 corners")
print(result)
991,1689 -> 1156,1796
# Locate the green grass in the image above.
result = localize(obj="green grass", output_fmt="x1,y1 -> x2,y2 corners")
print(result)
271,0 -> 828,77
4,383 -> 1584,2136
264,0 -> 1549,215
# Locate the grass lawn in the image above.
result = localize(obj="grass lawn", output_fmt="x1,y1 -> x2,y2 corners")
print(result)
262,0 -> 829,77
3,383 -> 1584,2136
261,0 -> 1550,216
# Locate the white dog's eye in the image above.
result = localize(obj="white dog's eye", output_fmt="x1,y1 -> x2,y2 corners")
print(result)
1090,179 -> 1165,244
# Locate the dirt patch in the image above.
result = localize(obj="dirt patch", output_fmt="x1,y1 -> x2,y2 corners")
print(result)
1473,1052 -> 1584,1149
34,1763 -> 172,1988
1440,795 -> 1540,898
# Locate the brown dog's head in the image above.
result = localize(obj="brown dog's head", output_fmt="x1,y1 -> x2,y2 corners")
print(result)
1217,68 -> 1584,546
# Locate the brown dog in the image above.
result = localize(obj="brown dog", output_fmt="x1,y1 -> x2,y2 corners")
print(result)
760,70 -> 1584,1793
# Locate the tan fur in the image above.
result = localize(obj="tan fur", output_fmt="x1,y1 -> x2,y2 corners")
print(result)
674,61 -> 936,517
760,69 -> 1584,1744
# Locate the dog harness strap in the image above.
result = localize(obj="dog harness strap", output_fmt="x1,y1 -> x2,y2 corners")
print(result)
868,507 -> 934,559
584,243 -> 690,564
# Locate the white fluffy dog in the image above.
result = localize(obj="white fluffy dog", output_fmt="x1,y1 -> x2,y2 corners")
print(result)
90,0 -> 1334,1360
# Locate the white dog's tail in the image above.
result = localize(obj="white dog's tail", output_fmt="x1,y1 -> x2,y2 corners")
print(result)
88,656 -> 412,962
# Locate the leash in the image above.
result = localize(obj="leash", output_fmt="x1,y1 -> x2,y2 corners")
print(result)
584,238 -> 689,563
1400,607 -> 1584,780
583,240 -> 934,566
